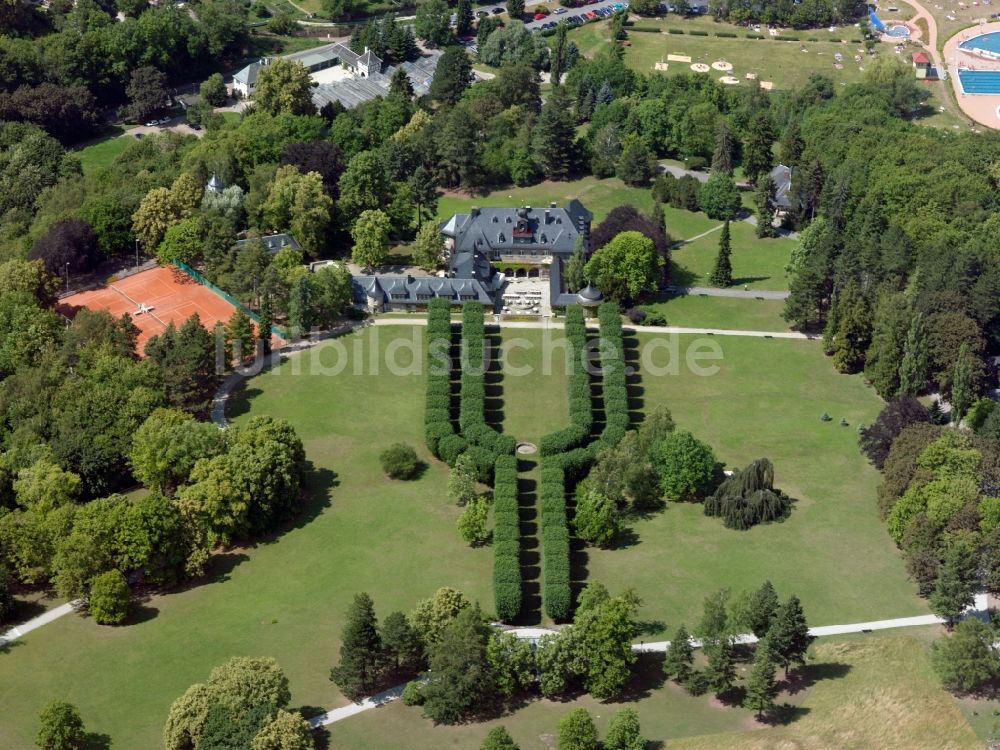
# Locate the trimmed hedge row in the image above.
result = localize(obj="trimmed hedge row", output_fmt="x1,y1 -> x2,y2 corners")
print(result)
540,307 -> 593,456
493,454 -> 521,621
424,299 -> 466,464
539,463 -> 571,621
459,302 -> 516,472
593,302 -> 629,454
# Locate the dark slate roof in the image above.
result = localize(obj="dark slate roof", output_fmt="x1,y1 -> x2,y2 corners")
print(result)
444,200 -> 593,256
578,282 -> 603,305
770,164 -> 792,209
351,274 -> 495,306
311,50 -> 440,110
236,233 -> 301,254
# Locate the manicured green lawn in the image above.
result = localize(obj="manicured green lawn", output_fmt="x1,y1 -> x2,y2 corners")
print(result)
588,332 -> 924,632
76,130 -> 131,175
0,326 -> 492,749
641,294 -> 790,331
437,176 -> 655,223
670,219 -> 794,291
0,325 -> 927,747
570,16 -> 872,90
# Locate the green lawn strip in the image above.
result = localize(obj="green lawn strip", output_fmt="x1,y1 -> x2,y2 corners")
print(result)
641,294 -> 790,331
662,205 -> 719,241
587,333 -> 924,634
667,628 -> 979,750
436,176 -> 655,224
76,132 -> 131,175
670,220 -> 793,290
0,326 -> 492,749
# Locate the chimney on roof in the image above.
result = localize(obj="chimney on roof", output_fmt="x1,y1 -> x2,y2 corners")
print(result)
544,209 -> 550,224
550,201 -> 557,208
470,206 -> 479,217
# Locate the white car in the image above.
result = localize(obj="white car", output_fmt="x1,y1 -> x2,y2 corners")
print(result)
554,6 -> 567,11
144,120 -> 158,127
157,117 -> 171,125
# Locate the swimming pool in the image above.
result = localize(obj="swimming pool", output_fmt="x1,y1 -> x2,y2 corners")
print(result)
960,31 -> 1000,55
958,69 -> 1000,94
885,23 -> 909,37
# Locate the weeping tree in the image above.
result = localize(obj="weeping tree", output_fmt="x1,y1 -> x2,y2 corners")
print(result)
703,458 -> 790,530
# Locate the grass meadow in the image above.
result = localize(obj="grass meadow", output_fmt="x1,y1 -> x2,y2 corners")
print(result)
0,325 -> 927,747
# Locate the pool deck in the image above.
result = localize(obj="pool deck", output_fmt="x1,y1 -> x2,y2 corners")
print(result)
944,21 -> 1000,129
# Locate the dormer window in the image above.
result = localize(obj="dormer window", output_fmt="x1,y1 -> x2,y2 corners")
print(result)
492,216 -> 498,223
505,216 -> 511,223
540,233 -> 547,243
498,232 -> 505,243
556,218 -> 562,224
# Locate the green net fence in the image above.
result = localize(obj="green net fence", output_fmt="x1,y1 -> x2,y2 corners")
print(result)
171,260 -> 288,340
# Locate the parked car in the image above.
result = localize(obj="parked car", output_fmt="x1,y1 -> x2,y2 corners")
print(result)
554,6 -> 566,11
188,122 -> 201,130
157,117 -> 171,125
584,10 -> 596,18
476,9 -> 488,16
533,11 -> 546,19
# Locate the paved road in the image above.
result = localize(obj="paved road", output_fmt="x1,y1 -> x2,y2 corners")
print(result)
658,163 -> 710,183
668,285 -> 790,300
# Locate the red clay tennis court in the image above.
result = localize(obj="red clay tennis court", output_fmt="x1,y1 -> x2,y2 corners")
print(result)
58,266 -> 241,355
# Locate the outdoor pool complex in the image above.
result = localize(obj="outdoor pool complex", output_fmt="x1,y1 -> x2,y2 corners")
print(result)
869,7 -> 909,37
958,69 -> 1000,95
885,24 -> 910,37
960,31 -> 1000,55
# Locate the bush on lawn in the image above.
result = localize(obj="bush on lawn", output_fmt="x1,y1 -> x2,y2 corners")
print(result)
380,443 -> 421,479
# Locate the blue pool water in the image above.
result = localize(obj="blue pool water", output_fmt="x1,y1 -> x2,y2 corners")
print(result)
958,69 -> 1000,94
886,24 -> 909,37
960,31 -> 1000,54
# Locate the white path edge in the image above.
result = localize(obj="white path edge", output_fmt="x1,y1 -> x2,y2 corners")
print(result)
309,594 -> 988,729
0,600 -> 83,647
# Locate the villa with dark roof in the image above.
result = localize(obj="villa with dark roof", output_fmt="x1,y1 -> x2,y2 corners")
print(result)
351,201 -> 598,313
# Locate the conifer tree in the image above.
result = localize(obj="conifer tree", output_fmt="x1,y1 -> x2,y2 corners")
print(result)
711,120 -> 734,175
662,623 -> 694,682
703,637 -> 736,696
898,312 -> 929,395
950,343 -> 976,424
330,592 -> 383,700
765,595 -> 810,676
743,640 -> 779,719
709,220 -> 732,287
455,0 -> 473,35
745,580 -> 779,638
754,175 -> 777,238
930,542 -> 978,627
257,294 -> 273,356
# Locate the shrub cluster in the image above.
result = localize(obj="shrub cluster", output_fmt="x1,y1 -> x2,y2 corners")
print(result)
459,302 -> 515,481
540,463 -> 571,621
424,298 -> 466,464
492,454 -> 521,621
540,307 -> 593,456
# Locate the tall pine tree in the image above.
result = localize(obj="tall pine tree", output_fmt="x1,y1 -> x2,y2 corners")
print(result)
330,592 -> 383,700
703,637 -> 736,696
898,312 -> 929,395
743,640 -> 779,719
455,0 -> 473,35
754,175 -> 777,238
765,595 -> 810,677
662,623 -> 694,682
257,294 -> 273,356
711,119 -> 734,175
950,343 -> 976,424
709,220 -> 732,287
532,88 -> 575,181
745,580 -> 779,638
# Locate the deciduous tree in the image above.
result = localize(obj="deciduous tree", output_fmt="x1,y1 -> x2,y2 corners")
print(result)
350,209 -> 391,271
254,59 -> 316,116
